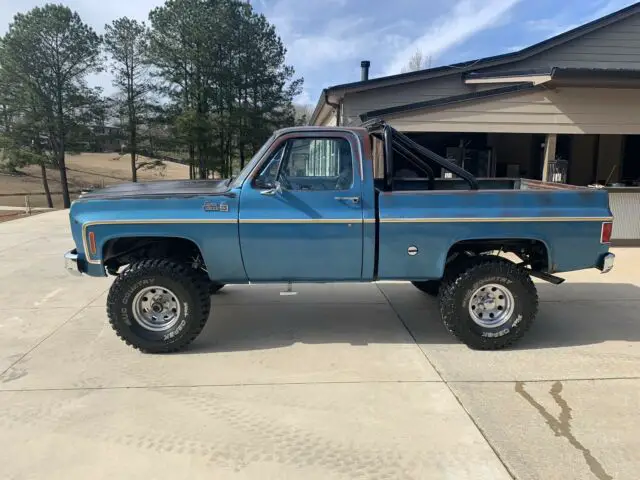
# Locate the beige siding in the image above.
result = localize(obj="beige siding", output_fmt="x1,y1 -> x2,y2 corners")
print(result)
487,13 -> 640,72
341,76 -> 516,126
384,87 -> 640,135
319,111 -> 337,126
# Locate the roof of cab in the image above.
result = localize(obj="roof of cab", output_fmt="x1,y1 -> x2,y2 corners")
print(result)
274,125 -> 368,136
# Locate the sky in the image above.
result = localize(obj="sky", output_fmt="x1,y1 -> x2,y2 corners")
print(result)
1,0 -> 637,107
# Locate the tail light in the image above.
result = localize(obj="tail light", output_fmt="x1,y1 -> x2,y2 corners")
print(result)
600,222 -> 613,244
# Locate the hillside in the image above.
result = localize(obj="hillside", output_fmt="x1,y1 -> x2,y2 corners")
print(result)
0,153 -> 190,208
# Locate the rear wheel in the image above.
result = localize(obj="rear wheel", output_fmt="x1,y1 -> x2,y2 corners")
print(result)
411,280 -> 440,296
107,259 -> 211,353
439,257 -> 538,350
209,282 -> 225,294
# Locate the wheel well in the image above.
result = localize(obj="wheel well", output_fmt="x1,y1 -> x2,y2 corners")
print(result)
446,238 -> 550,272
103,237 -> 206,275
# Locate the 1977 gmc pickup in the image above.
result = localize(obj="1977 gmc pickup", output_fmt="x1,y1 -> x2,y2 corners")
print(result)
65,120 -> 615,353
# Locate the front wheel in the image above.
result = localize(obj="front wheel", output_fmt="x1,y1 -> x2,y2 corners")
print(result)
439,257 -> 538,350
411,280 -> 441,296
107,259 -> 211,353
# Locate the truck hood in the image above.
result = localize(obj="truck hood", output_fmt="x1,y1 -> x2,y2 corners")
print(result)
76,179 -> 231,200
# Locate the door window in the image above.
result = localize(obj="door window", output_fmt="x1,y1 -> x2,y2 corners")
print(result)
256,137 -> 354,191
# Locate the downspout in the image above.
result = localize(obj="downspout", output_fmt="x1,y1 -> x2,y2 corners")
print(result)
324,90 -> 341,126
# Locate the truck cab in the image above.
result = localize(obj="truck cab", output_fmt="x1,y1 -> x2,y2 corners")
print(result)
65,121 -> 615,353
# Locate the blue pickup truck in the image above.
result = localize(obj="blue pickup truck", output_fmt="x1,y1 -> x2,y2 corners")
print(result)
65,121 -> 615,353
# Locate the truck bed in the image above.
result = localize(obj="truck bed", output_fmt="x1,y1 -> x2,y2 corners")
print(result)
374,182 -> 612,280
379,177 -> 591,192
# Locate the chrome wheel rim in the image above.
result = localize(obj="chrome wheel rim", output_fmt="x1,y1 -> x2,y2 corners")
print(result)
468,283 -> 515,328
132,286 -> 181,332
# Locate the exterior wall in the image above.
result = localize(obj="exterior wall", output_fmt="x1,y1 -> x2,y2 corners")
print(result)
596,135 -> 623,183
319,110 -> 337,126
341,76 -> 514,126
383,87 -> 640,135
337,13 -> 640,128
486,13 -> 640,73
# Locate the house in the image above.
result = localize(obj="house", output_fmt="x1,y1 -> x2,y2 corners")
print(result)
310,3 -> 640,188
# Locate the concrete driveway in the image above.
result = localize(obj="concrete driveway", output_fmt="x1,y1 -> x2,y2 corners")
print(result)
1,210 -> 639,480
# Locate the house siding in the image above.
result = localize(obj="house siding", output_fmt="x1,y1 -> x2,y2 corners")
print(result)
341,76 -> 516,126
382,87 -> 640,135
485,13 -> 640,73
327,10 -> 640,129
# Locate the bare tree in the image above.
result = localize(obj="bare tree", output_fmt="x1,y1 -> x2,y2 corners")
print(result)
401,49 -> 431,73
293,104 -> 313,126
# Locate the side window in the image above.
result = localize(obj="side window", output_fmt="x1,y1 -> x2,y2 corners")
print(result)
254,144 -> 285,187
284,138 -> 354,191
254,137 -> 354,191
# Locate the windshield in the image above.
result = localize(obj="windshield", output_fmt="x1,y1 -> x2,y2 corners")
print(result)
229,135 -> 276,189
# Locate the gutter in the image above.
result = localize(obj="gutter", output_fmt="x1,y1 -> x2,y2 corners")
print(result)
325,91 -> 341,126
309,89 -> 341,126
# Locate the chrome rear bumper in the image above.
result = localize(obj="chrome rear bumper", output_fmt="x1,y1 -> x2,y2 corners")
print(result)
64,249 -> 83,276
598,252 -> 615,274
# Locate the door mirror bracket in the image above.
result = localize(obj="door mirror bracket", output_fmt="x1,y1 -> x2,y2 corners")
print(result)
260,180 -> 283,196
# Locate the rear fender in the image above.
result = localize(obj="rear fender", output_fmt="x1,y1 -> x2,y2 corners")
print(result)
438,236 -> 552,278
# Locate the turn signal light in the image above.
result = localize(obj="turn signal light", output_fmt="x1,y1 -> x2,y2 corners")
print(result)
601,222 -> 613,244
88,231 -> 97,255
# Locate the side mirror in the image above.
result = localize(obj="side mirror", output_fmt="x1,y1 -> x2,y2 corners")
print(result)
260,180 -> 283,196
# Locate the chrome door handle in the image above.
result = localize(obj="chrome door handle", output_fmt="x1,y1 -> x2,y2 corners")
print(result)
335,196 -> 360,204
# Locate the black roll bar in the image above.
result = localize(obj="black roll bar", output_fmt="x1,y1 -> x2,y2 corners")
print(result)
383,125 -> 394,190
364,119 -> 479,190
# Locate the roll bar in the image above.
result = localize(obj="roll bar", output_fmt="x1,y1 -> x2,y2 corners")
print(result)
364,119 -> 479,190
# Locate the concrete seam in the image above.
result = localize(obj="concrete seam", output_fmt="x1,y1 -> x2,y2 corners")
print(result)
375,284 -> 517,480
0,287 -> 110,378
0,379 -> 445,393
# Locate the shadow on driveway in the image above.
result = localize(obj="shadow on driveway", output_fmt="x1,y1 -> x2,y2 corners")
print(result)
184,282 -> 640,353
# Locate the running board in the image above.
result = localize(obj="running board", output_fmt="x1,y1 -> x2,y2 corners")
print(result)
527,270 -> 565,285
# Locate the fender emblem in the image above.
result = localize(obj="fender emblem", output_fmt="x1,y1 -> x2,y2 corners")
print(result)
203,201 -> 228,212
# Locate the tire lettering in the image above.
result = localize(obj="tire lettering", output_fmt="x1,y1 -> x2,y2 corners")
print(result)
482,328 -> 510,338
163,319 -> 186,341
123,279 -> 156,304
512,314 -> 523,329
121,307 -> 131,325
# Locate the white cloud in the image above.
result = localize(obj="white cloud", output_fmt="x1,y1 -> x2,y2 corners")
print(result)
591,0 -> 636,19
384,0 -> 521,75
0,0 -> 164,94
295,89 -> 314,106
525,0 -> 636,38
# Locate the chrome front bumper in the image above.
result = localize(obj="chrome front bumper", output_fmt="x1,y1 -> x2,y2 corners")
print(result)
598,252 -> 615,274
64,249 -> 83,276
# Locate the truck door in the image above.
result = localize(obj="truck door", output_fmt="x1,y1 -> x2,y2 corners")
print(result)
239,132 -> 364,281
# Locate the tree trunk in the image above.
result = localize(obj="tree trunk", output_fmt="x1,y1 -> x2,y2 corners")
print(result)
57,148 -> 70,208
131,150 -> 137,182
198,146 -> 206,179
240,144 -> 245,169
189,144 -> 196,179
40,162 -> 53,208
130,122 -> 137,182
55,86 -> 70,208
